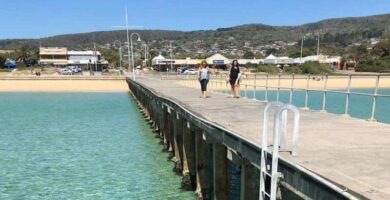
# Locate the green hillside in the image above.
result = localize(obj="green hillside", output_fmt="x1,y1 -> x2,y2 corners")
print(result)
0,13 -> 389,56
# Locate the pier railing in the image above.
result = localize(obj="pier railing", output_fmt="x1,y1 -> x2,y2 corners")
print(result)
160,72 -> 390,122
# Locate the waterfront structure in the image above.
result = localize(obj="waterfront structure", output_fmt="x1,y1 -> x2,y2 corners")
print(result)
264,54 -> 341,68
152,53 -> 264,71
68,50 -> 108,69
39,47 -> 68,66
126,75 -> 390,200
264,54 -> 294,65
152,52 -> 340,71
39,47 -> 108,69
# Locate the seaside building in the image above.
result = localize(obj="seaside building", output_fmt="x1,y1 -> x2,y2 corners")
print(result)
39,47 -> 108,70
264,54 -> 341,69
39,47 -> 68,66
68,50 -> 108,70
152,52 -> 341,71
152,53 -> 264,71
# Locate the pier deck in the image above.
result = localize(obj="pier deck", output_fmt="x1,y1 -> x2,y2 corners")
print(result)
133,76 -> 390,199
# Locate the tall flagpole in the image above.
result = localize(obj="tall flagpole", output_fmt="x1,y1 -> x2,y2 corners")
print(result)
125,6 -> 134,80
300,36 -> 305,65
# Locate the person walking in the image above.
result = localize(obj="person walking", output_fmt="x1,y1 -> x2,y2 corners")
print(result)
229,59 -> 241,98
198,60 -> 210,98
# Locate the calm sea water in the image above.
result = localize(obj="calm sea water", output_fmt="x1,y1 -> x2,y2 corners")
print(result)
0,93 -> 195,199
239,89 -> 390,124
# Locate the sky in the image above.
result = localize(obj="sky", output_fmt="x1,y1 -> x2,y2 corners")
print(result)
1,0 -> 389,39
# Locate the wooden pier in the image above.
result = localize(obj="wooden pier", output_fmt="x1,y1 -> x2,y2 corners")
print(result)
127,76 -> 390,200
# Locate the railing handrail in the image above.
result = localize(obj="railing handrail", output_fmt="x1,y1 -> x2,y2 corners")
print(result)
158,72 -> 389,122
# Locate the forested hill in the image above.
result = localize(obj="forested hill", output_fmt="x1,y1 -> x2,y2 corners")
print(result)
0,13 -> 389,50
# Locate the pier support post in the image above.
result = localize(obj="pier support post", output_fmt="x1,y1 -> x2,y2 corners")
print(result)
195,130 -> 210,199
240,159 -> 260,200
172,112 -> 183,173
213,142 -> 229,200
162,106 -> 170,150
167,108 -> 174,159
182,122 -> 196,190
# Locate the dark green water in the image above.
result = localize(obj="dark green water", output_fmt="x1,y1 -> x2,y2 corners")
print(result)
239,89 -> 390,124
0,93 -> 195,199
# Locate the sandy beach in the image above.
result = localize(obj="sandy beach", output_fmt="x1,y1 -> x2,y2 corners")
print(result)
1,74 -> 389,93
0,79 -> 129,92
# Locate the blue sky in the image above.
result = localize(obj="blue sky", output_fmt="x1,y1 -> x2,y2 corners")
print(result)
1,0 -> 389,39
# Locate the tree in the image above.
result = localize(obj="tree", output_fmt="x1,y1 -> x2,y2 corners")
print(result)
265,48 -> 278,56
243,51 -> 255,59
99,48 -> 119,68
346,45 -> 369,67
288,49 -> 311,58
0,55 -> 6,67
371,40 -> 390,58
245,62 -> 255,69
30,50 -> 39,66
15,46 -> 31,66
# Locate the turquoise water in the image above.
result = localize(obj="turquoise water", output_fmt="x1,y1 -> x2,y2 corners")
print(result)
0,93 -> 195,199
239,89 -> 390,124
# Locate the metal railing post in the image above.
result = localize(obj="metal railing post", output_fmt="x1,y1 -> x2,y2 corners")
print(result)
220,74 -> 223,93
253,74 -> 257,100
245,84 -> 248,98
277,73 -> 281,101
369,74 -> 380,121
289,74 -> 294,104
321,74 -> 328,112
265,74 -> 269,102
225,74 -> 229,95
303,74 -> 310,109
344,74 -> 352,116
211,77 -> 214,92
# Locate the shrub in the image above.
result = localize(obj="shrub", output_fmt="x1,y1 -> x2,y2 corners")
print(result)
299,61 -> 333,74
356,57 -> 390,72
256,64 -> 280,74
283,66 -> 302,74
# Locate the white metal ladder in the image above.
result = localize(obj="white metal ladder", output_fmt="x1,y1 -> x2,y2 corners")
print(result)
259,102 -> 300,200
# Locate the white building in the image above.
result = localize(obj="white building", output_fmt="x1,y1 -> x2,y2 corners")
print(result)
265,54 -> 341,68
68,51 -> 108,66
39,47 -> 108,69
152,53 -> 263,71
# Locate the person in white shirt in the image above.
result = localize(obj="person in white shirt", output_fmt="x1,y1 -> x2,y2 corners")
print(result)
198,60 -> 210,98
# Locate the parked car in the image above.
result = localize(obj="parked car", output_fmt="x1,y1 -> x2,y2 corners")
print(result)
183,68 -> 197,74
68,66 -> 82,73
59,68 -> 73,75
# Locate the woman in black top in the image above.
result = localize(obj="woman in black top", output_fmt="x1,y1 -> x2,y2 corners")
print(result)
229,60 -> 241,98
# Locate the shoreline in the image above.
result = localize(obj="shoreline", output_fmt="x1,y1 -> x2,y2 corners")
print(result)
0,80 -> 129,92
1,75 -> 389,92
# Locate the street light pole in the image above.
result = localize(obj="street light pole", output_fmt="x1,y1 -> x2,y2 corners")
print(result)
317,33 -> 320,56
130,32 -> 141,80
143,43 -> 148,68
170,41 -> 173,72
300,36 -> 305,65
113,40 -> 123,75
125,7 -> 141,80
125,6 -> 132,79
